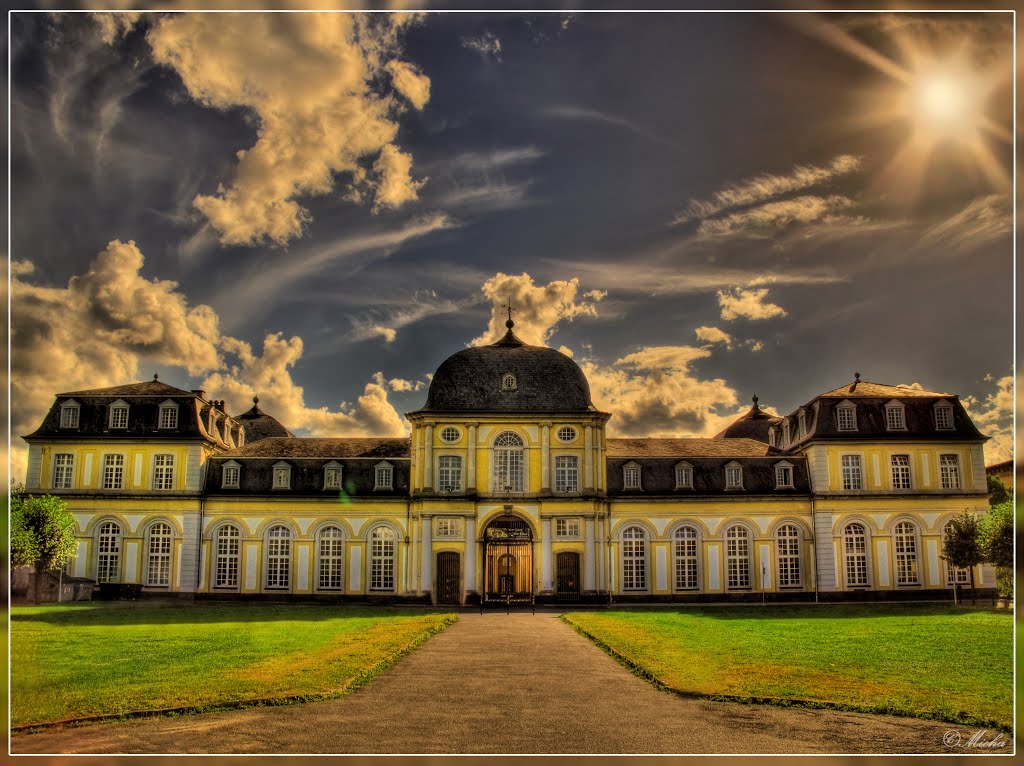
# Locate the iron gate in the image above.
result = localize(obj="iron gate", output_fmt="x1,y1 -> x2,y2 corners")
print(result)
483,514 -> 533,605
436,552 -> 461,605
556,551 -> 581,601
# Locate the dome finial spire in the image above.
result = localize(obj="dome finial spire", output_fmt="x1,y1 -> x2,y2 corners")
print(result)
503,299 -> 515,329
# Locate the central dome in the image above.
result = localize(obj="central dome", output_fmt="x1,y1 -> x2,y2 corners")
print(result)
417,325 -> 597,413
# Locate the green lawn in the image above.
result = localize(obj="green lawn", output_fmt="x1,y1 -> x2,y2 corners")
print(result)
563,604 -> 1012,730
11,602 -> 456,727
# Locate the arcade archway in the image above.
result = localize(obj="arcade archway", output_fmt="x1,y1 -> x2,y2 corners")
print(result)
483,514 -> 533,604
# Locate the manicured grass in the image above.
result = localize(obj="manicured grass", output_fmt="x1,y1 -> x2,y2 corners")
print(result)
563,604 -> 1012,730
11,602 -> 456,727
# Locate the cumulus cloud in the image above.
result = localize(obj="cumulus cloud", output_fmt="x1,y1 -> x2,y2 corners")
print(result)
461,31 -> 502,61
144,12 -> 428,246
673,154 -> 862,224
11,242 -> 410,480
694,326 -> 732,346
717,286 -> 788,322
921,195 -> 1011,254
388,377 -> 425,392
696,195 -> 856,239
470,273 -> 606,347
961,374 -> 1013,464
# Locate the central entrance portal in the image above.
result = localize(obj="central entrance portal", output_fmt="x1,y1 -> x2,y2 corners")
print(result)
483,514 -> 534,604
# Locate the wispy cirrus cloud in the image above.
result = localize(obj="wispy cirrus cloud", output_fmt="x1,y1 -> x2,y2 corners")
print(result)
461,30 -> 502,61
543,105 -> 680,150
920,194 -> 1011,254
697,194 -> 857,239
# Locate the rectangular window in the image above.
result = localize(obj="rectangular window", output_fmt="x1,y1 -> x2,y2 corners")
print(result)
435,517 -> 462,538
223,465 -> 240,488
159,406 -> 178,429
621,536 -> 646,590
556,518 -> 580,537
53,453 -> 74,489
273,467 -> 290,489
726,467 -> 743,489
841,455 -> 863,490
675,465 -> 693,489
324,467 -> 341,489
886,407 -> 906,430
891,455 -> 912,490
935,406 -> 954,430
837,407 -> 856,431
947,562 -> 970,585
674,530 -> 699,591
939,454 -> 961,489
102,454 -> 125,490
775,465 -> 793,488
555,456 -> 579,492
153,454 -> 175,490
375,466 -> 393,490
437,456 -> 462,492
370,532 -> 395,590
60,405 -> 79,429
493,450 -> 524,492
110,406 -> 128,429
318,531 -> 344,590
797,411 -> 806,437
623,466 -> 641,489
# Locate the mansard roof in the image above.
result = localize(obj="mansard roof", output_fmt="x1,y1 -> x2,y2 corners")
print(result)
218,437 -> 411,459
606,455 -> 810,495
607,437 -> 781,458
816,377 -> 953,398
234,398 -> 294,442
58,380 -> 194,397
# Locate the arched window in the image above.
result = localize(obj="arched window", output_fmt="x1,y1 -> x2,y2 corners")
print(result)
501,373 -> 517,391
492,431 -> 525,493
894,521 -> 919,585
843,522 -> 869,588
621,525 -> 647,591
370,526 -> 396,591
265,525 -> 292,589
145,522 -> 173,587
673,525 -> 700,591
943,521 -> 970,586
725,525 -> 751,589
318,526 -> 345,591
96,521 -> 123,583
214,524 -> 241,588
776,524 -> 801,588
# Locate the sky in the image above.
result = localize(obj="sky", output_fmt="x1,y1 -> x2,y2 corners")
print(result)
8,6 -> 1016,482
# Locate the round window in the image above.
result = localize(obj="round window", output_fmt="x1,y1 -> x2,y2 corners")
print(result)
557,426 -> 578,442
439,426 -> 461,443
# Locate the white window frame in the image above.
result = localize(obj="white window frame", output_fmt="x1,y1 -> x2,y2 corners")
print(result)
272,461 -> 292,490
323,461 -> 342,490
158,400 -> 179,430
369,526 -> 396,591
556,426 -> 577,443
152,453 -> 175,491
435,517 -> 462,538
725,525 -> 751,589
885,400 -> 907,431
96,520 -> 123,583
797,410 -> 807,437
725,461 -> 743,490
317,526 -> 345,591
102,453 -> 125,490
214,524 -> 241,588
374,461 -> 394,490
781,419 -> 791,446
836,400 -> 857,431
841,454 -> 863,490
437,455 -> 463,493
775,524 -> 801,588
555,518 -> 581,538
620,525 -> 648,591
108,400 -> 129,430
52,452 -> 75,489
222,461 -> 241,489
439,426 -> 461,444
554,455 -> 580,493
774,461 -> 794,489
674,462 -> 693,489
934,401 -> 955,430
890,454 -> 912,490
767,427 -> 776,447
673,525 -> 700,591
60,400 -> 80,429
939,454 -> 961,490
145,522 -> 173,587
265,524 -> 292,589
894,521 -> 920,585
492,432 -> 525,493
501,372 -> 517,391
843,522 -> 870,588
623,461 -> 642,490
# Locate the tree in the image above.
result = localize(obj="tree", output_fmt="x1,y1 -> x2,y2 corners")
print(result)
979,500 -> 1014,601
941,510 -> 983,604
10,486 -> 78,603
987,474 -> 1010,506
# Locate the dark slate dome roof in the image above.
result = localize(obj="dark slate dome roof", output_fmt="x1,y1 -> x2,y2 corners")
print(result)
417,323 -> 597,413
712,395 -> 778,442
235,396 -> 294,442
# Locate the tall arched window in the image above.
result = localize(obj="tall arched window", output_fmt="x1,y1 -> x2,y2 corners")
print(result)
215,524 -> 241,588
621,525 -> 647,591
725,525 -> 751,589
265,525 -> 292,589
492,431 -> 525,493
943,521 -> 970,586
370,526 -> 396,591
776,524 -> 801,588
145,522 -> 173,587
318,526 -> 345,591
673,525 -> 700,591
96,521 -> 123,583
894,521 -> 919,585
843,522 -> 869,588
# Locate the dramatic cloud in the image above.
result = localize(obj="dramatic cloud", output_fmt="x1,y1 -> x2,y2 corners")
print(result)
717,286 -> 788,322
696,195 -> 856,238
461,31 -> 502,61
471,273 -> 606,347
673,154 -> 862,224
961,374 -> 1013,464
145,13 -> 428,246
388,377 -> 426,393
694,326 -> 732,346
921,195 -> 1011,254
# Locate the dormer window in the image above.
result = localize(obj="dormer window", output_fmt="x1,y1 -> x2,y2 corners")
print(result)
109,400 -> 129,429
60,400 -> 80,429
222,461 -> 241,488
158,400 -> 179,430
797,410 -> 807,438
836,400 -> 857,431
675,462 -> 693,489
774,460 -> 794,489
501,373 -> 517,391
725,461 -> 743,490
934,400 -> 955,430
767,427 -> 776,447
623,461 -> 642,490
375,461 -> 394,490
272,461 -> 291,490
323,461 -> 342,490
781,419 -> 790,447
885,400 -> 906,431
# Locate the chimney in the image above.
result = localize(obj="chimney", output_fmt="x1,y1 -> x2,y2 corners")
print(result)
191,390 -> 206,400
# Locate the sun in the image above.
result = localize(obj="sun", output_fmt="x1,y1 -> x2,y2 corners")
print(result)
907,67 -> 982,141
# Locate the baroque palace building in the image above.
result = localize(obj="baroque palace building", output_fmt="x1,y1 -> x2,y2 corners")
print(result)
22,318 -> 995,604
